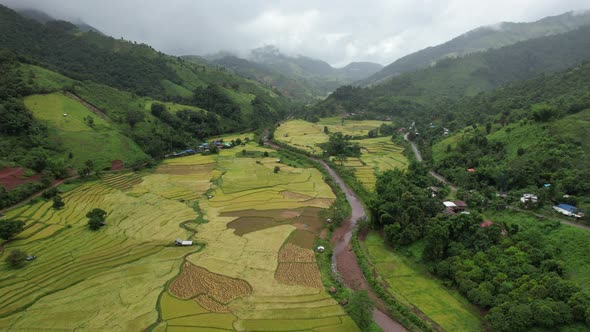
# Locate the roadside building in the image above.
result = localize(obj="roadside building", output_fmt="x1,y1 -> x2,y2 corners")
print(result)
553,204 -> 583,218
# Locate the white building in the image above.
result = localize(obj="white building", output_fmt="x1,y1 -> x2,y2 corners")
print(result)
520,194 -> 538,204
175,239 -> 193,246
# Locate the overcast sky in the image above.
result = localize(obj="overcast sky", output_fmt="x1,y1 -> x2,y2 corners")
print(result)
1,0 -> 588,67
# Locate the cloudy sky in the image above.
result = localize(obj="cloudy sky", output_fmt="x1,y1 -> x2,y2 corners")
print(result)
1,0 -> 588,66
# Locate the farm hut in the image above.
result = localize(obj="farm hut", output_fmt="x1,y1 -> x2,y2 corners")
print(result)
326,218 -> 332,223
443,201 -> 457,209
175,238 -> 193,246
454,200 -> 468,212
520,194 -> 538,204
316,246 -> 325,253
466,168 -> 476,173
553,204 -> 582,218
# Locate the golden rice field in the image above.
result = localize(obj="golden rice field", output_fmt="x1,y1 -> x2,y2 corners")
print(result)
0,141 -> 359,331
275,117 -> 387,154
345,136 -> 409,191
276,118 -> 408,191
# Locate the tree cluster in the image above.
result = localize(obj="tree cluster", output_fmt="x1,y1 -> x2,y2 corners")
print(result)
369,166 -> 590,331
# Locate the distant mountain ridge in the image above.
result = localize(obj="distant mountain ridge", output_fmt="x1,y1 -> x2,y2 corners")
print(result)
362,10 -> 590,85
196,46 -> 383,102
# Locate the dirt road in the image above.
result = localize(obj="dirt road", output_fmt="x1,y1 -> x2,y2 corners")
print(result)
404,133 -> 457,195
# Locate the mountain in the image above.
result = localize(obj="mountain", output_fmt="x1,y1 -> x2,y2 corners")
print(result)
0,3 -> 293,199
338,62 -> 384,82
17,8 -> 103,34
362,10 -> 590,85
311,25 -> 590,120
16,8 -> 55,23
199,46 -> 383,102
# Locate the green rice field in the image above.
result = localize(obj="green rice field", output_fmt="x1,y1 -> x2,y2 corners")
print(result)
362,232 -> 483,331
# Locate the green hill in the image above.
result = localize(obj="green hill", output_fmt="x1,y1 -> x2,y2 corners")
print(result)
312,25 -> 590,120
24,93 -> 148,169
0,4 -> 290,128
429,61 -> 590,206
362,10 -> 590,85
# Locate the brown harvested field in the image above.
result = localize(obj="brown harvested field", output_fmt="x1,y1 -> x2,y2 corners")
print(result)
279,243 -> 316,263
225,207 -> 325,236
195,294 -> 231,313
170,262 -> 252,303
156,163 -> 215,175
111,159 -> 124,171
0,167 -> 42,190
287,230 -> 316,250
275,262 -> 323,289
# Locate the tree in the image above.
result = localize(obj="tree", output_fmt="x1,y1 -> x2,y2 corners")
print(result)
323,126 -> 329,134
273,166 -> 280,173
347,290 -> 373,329
86,208 -> 107,231
0,220 -> 24,240
126,109 -> 145,127
5,249 -> 27,268
52,195 -> 65,210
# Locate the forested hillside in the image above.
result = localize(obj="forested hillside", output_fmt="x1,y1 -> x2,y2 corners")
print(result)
426,60 -> 590,207
362,10 -> 590,85
0,4 -> 293,207
0,5 -> 290,123
311,25 -> 590,120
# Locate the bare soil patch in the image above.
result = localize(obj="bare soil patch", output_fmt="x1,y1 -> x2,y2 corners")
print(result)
0,167 -> 42,190
111,160 -> 124,171
225,207 -> 325,236
287,230 -> 316,250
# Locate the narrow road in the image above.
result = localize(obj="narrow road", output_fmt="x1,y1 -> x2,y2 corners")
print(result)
316,159 -> 407,332
403,133 -> 590,231
404,133 -> 457,196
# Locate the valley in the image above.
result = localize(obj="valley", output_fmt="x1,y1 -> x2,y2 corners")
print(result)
1,2 -> 590,332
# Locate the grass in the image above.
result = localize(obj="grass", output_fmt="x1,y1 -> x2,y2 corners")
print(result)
363,232 -> 483,331
24,93 -> 148,169
21,64 -> 75,92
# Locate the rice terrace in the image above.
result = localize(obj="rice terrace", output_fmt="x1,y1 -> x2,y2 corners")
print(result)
0,138 -> 358,331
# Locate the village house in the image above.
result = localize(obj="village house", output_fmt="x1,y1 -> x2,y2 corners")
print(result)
454,200 -> 468,212
553,204 -> 583,218
520,194 -> 538,204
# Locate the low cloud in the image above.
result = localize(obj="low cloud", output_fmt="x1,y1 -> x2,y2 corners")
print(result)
1,0 -> 588,66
